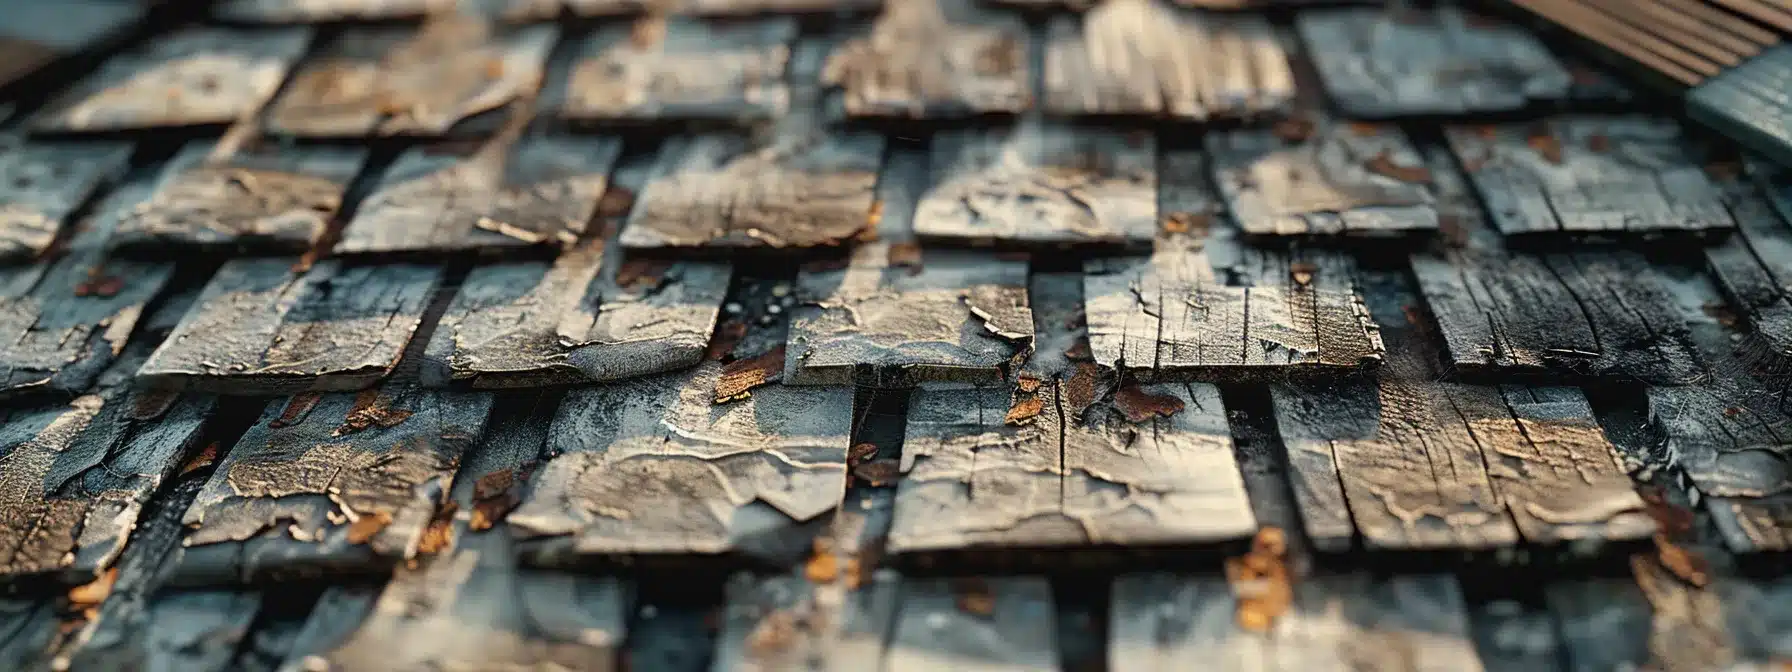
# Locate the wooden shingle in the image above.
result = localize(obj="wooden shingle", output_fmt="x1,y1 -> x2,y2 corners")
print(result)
33,28 -> 311,133
0,136 -> 131,263
1205,120 -> 1438,240
560,18 -> 795,125
822,0 -> 1030,120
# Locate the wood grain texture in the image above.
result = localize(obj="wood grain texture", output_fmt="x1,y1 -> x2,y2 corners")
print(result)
265,20 -> 555,138
424,242 -> 730,389
1084,243 -> 1383,381
1297,7 -> 1572,118
1444,117 -> 1736,237
511,362 -> 853,565
1707,161 -> 1792,362
1111,572 -> 1486,672
918,123 -> 1156,248
33,28 -> 311,133
890,379 -> 1255,553
0,345 -> 213,582
217,0 -> 448,22
561,18 -> 794,125
0,178 -> 174,399
337,133 -> 622,255
1044,1 -> 1293,120
177,387 -> 495,583
786,244 -> 1032,386
1205,120 -> 1438,240
822,0 -> 1030,120
620,130 -> 883,251
1411,146 -> 1702,383
0,137 -> 131,263
139,259 -> 443,394
1648,370 -> 1792,553
883,576 -> 1059,672
113,138 -> 366,255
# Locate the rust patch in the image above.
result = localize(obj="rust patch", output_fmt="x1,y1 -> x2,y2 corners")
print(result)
1272,116 -> 1314,143
1364,151 -> 1432,184
706,320 -> 748,361
337,389 -> 414,436
470,470 -> 524,531
1004,393 -> 1044,426
1586,133 -> 1611,153
1016,374 -> 1043,393
1113,384 -> 1184,423
847,442 -> 879,468
852,458 -> 900,487
804,538 -> 840,584
886,241 -> 924,275
1161,211 -> 1212,236
866,199 -> 884,233
953,578 -> 995,617
418,502 -> 457,555
1063,362 -> 1103,417
346,511 -> 393,545
272,392 -> 325,428
1527,126 -> 1564,164
1651,534 -> 1709,588
715,345 -> 785,403
179,442 -> 221,477
1225,527 -> 1291,632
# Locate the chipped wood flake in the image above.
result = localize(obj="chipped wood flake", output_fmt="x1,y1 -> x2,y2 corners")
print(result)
786,243 -> 1033,387
113,138 -> 366,254
1044,1 -> 1293,120
890,380 -> 1254,553
561,18 -> 794,125
34,28 -> 311,133
1297,7 -> 1573,118
822,0 -> 1030,120
337,134 -> 623,256
1444,117 -> 1736,237
510,362 -> 853,563
265,20 -> 556,138
918,123 -> 1156,248
139,259 -> 443,394
1205,120 -> 1439,240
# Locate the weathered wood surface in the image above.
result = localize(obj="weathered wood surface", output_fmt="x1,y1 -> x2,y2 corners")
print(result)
424,242 -> 730,388
1271,269 -> 1651,551
176,387 -> 494,584
890,379 -> 1256,553
1205,120 -> 1438,240
0,178 -> 174,398
1044,1 -> 1293,120
785,243 -> 1032,386
620,130 -> 883,251
112,138 -> 367,254
561,18 -> 794,125
217,0 -> 448,22
337,133 -> 622,255
1110,573 -> 1486,671
0,136 -> 132,263
917,123 -> 1156,248
139,259 -> 444,394
1084,243 -> 1383,381
713,572 -> 891,672
882,577 -> 1058,671
1021,271 -> 1088,381
0,345 -> 214,582
1410,146 -> 1702,383
1296,8 -> 1572,118
265,20 -> 553,139
822,0 -> 1030,120
1547,566 -> 1792,672
1467,598 -> 1562,672
33,28 -> 311,133
0,1 -> 145,89
512,362 -> 853,565
1444,117 -> 1736,237
1707,162 -> 1792,362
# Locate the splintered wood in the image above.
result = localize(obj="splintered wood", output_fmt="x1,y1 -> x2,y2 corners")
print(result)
561,18 -> 795,124
510,362 -> 853,564
1297,7 -> 1573,118
1444,117 -> 1736,237
264,20 -> 556,138
918,124 -> 1157,248
1084,244 -> 1383,380
891,380 -> 1255,555
1205,121 -> 1439,240
822,0 -> 1030,120
1044,1 -> 1293,120
113,139 -> 366,254
1410,146 -> 1702,383
177,387 -> 494,583
0,137 -> 131,262
138,259 -> 443,394
620,130 -> 884,251
337,134 -> 623,255
1109,573 -> 1486,671
423,242 -> 731,388
785,244 -> 1033,386
33,28 -> 311,133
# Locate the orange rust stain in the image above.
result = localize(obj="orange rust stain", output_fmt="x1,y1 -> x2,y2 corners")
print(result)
886,241 -> 924,275
847,442 -> 879,468
615,259 -> 672,291
1161,211 -> 1212,236
1225,527 -> 1291,632
179,442 -> 221,477
1004,394 -> 1044,426
418,502 -> 457,555
1527,127 -> 1565,164
337,389 -> 414,435
1114,384 -> 1184,423
272,392 -> 325,428
346,511 -> 394,545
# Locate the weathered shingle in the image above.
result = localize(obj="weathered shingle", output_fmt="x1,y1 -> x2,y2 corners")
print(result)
33,28 -> 311,133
